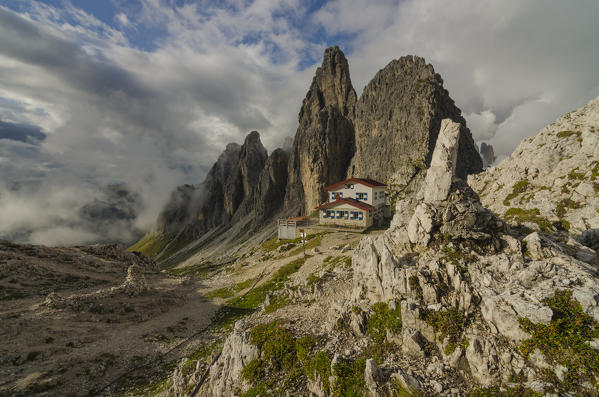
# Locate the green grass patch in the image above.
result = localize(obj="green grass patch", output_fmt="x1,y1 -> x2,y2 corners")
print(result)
422,308 -> 466,355
556,130 -> 581,139
555,198 -> 581,217
518,290 -> 599,394
504,208 -> 553,233
209,257 -> 307,330
323,255 -> 352,271
243,321 -> 331,396
205,277 -> 257,300
503,180 -> 529,206
567,167 -> 585,181
168,261 -> 219,278
128,233 -> 171,259
365,302 -> 402,344
331,356 -> 367,397
287,236 -> 322,257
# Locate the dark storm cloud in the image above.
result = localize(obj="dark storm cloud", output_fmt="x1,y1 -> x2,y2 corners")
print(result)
0,120 -> 46,143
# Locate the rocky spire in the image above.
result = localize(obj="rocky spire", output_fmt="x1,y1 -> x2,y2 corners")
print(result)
284,46 -> 357,214
407,119 -> 499,246
156,131 -> 268,238
479,142 -> 495,168
347,56 -> 482,186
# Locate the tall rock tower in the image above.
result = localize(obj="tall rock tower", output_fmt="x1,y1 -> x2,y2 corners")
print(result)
284,46 -> 358,215
348,56 -> 482,185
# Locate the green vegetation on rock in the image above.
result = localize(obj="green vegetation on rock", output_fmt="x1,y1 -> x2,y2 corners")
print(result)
503,180 -> 529,206
555,198 -> 581,217
243,321 -> 332,396
365,302 -> 402,343
210,257 -> 307,330
423,308 -> 467,355
504,208 -> 553,233
518,290 -> 599,394
556,130 -> 582,139
567,167 -> 585,181
205,277 -> 257,300
331,356 -> 367,397
128,234 -> 170,259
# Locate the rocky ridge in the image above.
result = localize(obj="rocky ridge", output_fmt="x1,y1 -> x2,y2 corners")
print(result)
141,46 -> 484,264
469,96 -> 599,234
182,118 -> 599,396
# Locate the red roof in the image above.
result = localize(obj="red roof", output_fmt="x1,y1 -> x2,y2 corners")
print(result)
324,177 -> 386,191
316,198 -> 374,211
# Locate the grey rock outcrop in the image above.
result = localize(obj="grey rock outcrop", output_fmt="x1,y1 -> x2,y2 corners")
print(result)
206,320 -> 259,396
348,56 -> 482,187
469,95 -> 599,234
348,118 -> 599,392
479,142 -> 495,168
407,119 -> 503,246
284,46 -> 357,214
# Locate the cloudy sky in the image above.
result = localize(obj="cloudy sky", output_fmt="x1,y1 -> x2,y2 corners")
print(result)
0,0 -> 598,246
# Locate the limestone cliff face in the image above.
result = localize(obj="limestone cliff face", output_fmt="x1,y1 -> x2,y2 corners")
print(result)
348,56 -> 482,187
284,46 -> 357,215
232,148 -> 289,226
469,95 -> 599,234
222,131 -> 268,218
156,132 -> 268,238
251,148 -> 289,223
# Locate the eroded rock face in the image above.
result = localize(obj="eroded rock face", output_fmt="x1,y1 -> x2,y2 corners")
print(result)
469,95 -> 599,234
251,148 -> 289,223
349,117 -> 599,392
232,147 -> 290,227
156,131 -> 268,238
348,56 -> 482,186
206,320 -> 259,396
284,46 -> 357,214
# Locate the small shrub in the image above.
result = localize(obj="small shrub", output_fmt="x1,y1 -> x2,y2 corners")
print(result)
331,356 -> 367,397
304,351 -> 332,393
423,308 -> 466,354
250,321 -> 296,371
242,358 -> 264,383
